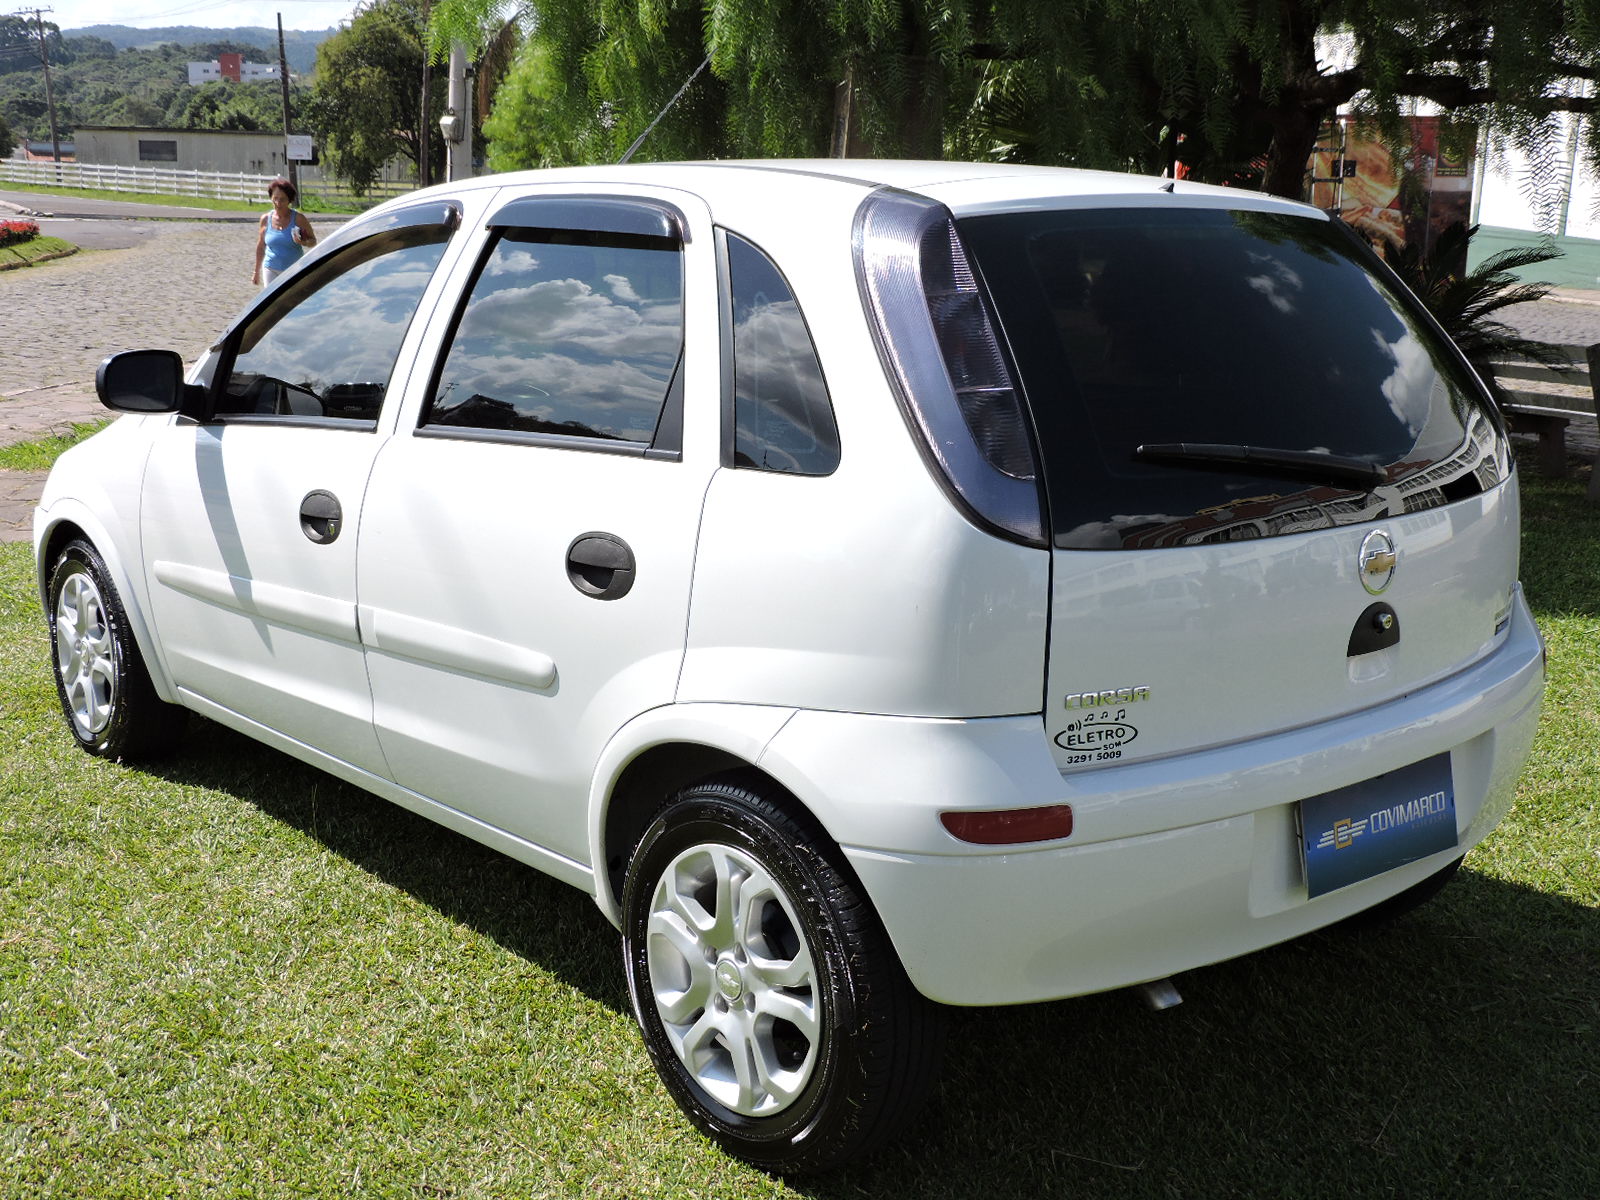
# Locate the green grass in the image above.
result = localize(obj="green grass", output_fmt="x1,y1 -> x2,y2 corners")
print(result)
0,234 -> 76,269
3,182 -> 365,215
1,456 -> 1595,1198
0,421 -> 111,470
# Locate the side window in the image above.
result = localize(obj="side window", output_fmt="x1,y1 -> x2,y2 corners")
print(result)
422,228 -> 684,447
727,233 -> 839,475
216,225 -> 452,423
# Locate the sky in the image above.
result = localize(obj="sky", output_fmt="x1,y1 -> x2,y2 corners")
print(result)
40,0 -> 360,33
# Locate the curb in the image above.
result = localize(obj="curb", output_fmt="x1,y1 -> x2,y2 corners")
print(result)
0,245 -> 80,271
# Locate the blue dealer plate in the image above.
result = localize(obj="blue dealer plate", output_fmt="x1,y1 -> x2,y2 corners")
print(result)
1299,753 -> 1457,899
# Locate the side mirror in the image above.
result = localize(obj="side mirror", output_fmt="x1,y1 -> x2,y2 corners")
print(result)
96,349 -> 199,414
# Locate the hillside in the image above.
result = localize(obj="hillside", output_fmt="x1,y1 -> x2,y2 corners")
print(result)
1,25 -> 333,143
66,26 -> 331,75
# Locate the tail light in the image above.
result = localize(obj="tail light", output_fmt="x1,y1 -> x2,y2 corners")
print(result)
854,190 -> 1045,546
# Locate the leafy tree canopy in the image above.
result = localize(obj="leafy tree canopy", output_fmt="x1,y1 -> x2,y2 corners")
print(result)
0,30 -> 309,142
437,0 -> 1600,200
309,0 -> 444,195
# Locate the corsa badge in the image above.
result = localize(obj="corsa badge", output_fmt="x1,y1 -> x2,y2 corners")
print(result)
1359,529 -> 1396,595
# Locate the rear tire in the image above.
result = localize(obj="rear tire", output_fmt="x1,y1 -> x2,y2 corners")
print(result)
621,773 -> 943,1175
47,538 -> 184,762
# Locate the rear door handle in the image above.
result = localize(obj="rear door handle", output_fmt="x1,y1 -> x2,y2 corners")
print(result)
299,490 -> 343,544
566,532 -> 635,600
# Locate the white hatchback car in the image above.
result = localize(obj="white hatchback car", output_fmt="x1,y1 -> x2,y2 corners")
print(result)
37,161 -> 1544,1173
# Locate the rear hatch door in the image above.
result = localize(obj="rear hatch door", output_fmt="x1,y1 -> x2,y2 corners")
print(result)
959,204 -> 1518,768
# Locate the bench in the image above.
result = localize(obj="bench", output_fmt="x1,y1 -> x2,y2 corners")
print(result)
1494,342 -> 1600,501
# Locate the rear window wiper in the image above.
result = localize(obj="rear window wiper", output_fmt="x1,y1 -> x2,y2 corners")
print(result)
1132,442 -> 1387,491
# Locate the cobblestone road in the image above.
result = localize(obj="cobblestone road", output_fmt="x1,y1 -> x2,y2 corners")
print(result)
2,224 -> 265,431
0,219 -> 336,540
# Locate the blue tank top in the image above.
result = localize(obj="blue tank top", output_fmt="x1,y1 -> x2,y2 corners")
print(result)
263,209 -> 304,271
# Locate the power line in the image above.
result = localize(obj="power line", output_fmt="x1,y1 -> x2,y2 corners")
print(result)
7,8 -> 62,160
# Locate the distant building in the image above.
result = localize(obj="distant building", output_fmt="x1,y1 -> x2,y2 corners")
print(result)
187,53 -> 282,86
75,126 -> 288,176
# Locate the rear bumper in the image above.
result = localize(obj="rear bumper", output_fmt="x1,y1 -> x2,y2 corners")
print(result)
761,594 -> 1544,1006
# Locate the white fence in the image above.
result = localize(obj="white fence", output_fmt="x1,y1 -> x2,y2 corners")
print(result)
0,157 -> 416,205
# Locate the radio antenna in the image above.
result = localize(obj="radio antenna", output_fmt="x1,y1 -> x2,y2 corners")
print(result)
618,55 -> 711,164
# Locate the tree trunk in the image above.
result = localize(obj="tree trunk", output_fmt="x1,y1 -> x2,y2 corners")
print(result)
1260,104 -> 1326,200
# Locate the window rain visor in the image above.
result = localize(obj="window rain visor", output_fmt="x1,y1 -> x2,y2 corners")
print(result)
956,207 -> 1509,549
855,190 -> 1045,546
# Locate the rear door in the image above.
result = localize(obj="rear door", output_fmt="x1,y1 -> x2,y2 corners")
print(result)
959,204 -> 1519,769
356,190 -> 718,864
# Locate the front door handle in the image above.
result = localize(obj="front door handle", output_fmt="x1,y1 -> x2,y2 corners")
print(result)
566,532 -> 635,600
299,490 -> 343,544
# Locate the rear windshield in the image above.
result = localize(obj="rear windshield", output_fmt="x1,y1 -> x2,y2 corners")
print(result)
958,207 -> 1507,549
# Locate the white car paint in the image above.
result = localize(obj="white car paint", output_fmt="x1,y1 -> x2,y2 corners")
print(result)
35,159 -> 1544,1018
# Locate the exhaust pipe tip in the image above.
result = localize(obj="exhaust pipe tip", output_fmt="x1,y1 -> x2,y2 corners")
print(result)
1133,978 -> 1184,1010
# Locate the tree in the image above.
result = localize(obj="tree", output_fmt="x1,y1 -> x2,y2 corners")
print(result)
0,108 -> 11,154
166,80 -> 294,132
1388,223 -> 1568,413
309,0 -> 443,194
447,0 -> 1600,202
0,14 -> 61,78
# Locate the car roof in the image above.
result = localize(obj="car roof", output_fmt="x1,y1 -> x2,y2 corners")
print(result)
366,159 -> 1324,225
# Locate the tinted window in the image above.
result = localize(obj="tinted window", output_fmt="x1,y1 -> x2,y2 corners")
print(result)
218,226 -> 451,422
424,229 -> 683,444
728,234 -> 839,474
959,208 -> 1507,549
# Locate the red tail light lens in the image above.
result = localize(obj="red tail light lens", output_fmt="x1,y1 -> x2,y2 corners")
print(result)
940,804 -> 1074,845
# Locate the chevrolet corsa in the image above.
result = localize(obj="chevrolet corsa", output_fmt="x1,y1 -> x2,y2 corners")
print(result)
35,161 -> 1544,1173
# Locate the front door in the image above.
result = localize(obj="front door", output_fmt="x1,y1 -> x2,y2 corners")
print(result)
139,210 -> 463,772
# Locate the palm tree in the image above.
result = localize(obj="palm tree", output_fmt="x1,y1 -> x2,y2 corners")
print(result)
1388,222 -> 1569,412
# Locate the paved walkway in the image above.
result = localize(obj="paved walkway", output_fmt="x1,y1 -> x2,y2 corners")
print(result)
1,218 -> 336,541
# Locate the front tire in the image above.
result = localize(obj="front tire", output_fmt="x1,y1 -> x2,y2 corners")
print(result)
47,538 -> 184,762
621,773 -> 943,1175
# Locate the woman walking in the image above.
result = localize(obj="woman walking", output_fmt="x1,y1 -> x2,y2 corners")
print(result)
252,176 -> 317,287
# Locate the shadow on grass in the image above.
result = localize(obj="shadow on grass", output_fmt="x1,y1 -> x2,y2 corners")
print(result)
1517,448 -> 1600,618
139,722 -> 1599,1200
144,722 -> 629,1011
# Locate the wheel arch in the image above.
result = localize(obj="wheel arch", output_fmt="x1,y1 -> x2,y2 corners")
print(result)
36,505 -> 178,704
589,703 -> 831,924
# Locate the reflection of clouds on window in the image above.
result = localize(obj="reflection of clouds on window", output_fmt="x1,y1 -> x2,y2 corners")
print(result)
486,247 -> 541,276
1244,255 -> 1304,315
236,255 -> 443,394
454,277 -> 681,361
605,273 -> 640,302
736,300 -> 823,420
1375,328 -> 1433,439
440,350 -> 669,439
428,235 -> 683,443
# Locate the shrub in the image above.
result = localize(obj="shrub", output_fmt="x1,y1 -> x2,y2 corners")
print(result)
0,219 -> 41,248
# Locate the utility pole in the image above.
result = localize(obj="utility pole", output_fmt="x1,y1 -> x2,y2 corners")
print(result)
417,0 -> 433,188
14,8 -> 61,162
441,40 -> 471,182
276,13 -> 295,191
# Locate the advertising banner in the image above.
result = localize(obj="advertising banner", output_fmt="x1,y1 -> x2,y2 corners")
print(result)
1310,116 -> 1475,267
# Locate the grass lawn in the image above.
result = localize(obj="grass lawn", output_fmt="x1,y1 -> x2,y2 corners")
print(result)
0,422 -> 111,469
0,235 -> 77,269
1,455 -> 1595,1198
2,182 -> 362,215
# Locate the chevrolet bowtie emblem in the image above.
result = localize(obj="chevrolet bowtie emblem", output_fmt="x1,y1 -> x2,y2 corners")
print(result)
1358,530 -> 1397,594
